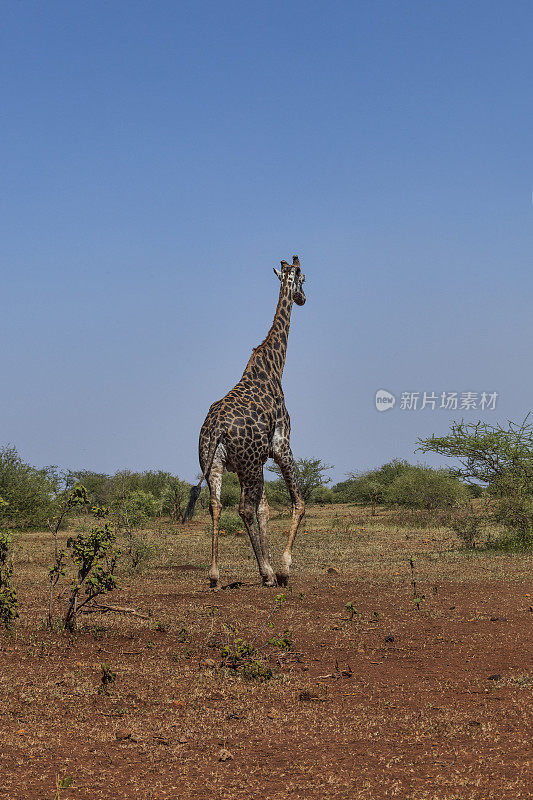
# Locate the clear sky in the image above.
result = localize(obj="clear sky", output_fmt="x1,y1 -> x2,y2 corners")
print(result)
1,1 -> 532,483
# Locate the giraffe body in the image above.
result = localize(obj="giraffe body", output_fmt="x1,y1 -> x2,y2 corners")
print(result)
184,256 -> 306,589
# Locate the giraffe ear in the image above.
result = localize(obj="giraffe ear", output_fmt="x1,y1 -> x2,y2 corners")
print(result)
273,267 -> 283,281
292,255 -> 300,266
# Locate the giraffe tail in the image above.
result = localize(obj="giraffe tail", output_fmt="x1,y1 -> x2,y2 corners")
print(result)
181,484 -> 203,523
181,434 -> 223,523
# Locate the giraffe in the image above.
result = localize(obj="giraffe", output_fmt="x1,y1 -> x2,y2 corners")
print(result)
182,255 -> 306,589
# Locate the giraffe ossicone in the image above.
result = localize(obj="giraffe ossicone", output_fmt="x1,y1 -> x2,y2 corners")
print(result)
182,255 -> 307,589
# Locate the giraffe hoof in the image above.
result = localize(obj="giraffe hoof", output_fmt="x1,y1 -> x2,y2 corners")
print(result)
275,573 -> 289,587
262,577 -> 277,587
209,579 -> 220,591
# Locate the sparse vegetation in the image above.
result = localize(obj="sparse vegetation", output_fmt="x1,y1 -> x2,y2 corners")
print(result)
419,418 -> 533,548
0,531 -> 18,626
220,634 -> 273,681
267,457 -> 333,505
97,662 -> 116,694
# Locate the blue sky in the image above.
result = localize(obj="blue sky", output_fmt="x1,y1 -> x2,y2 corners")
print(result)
1,1 -> 532,483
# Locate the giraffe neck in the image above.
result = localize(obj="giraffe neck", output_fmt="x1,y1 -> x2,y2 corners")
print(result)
243,274 -> 295,384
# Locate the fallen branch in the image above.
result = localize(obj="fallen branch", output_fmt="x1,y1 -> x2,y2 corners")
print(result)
83,603 -> 150,619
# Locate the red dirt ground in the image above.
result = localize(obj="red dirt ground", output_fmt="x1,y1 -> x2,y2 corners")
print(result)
0,572 -> 531,799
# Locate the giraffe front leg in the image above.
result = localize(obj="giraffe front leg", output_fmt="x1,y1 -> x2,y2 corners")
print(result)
239,480 -> 276,587
272,445 -> 305,587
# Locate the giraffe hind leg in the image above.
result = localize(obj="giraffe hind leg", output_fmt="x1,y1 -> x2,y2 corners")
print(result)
239,478 -> 276,587
257,487 -> 272,565
272,445 -> 305,586
207,462 -> 224,590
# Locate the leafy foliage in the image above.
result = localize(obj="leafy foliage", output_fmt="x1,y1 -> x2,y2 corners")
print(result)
334,460 -> 468,512
113,489 -> 160,528
63,520 -> 120,631
385,466 -> 469,510
267,457 -> 333,505
220,636 -> 272,682
160,476 -> 190,521
220,472 -> 241,509
0,445 -> 57,529
333,460 -> 411,503
218,512 -> 243,536
311,486 -> 334,504
0,532 -> 18,626
419,418 -> 533,545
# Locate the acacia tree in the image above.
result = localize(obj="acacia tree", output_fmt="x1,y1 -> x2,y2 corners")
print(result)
267,457 -> 333,505
418,418 -> 533,544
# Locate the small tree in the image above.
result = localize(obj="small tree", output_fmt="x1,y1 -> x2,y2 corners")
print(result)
418,418 -> 533,544
311,486 -> 334,505
348,476 -> 385,515
0,532 -> 18,626
0,445 -> 57,529
161,477 -> 190,521
70,470 -> 111,507
48,483 -> 89,626
114,489 -> 159,527
220,472 -> 241,509
385,466 -> 468,510
333,460 -> 411,505
267,457 -> 333,505
63,514 -> 119,632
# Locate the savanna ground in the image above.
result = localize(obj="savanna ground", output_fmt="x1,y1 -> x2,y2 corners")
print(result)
1,504 -> 531,800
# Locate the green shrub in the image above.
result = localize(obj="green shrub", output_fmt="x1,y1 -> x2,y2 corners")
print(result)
160,477 -> 190,521
63,521 -> 120,631
218,512 -> 243,536
220,472 -> 241,509
0,532 -> 18,626
419,418 -> 533,545
267,457 -> 333,504
0,445 -> 57,529
114,490 -> 160,527
311,486 -> 334,504
333,460 -> 412,505
385,466 -> 468,510
220,637 -> 272,682
69,471 -> 111,507
445,507 -> 486,548
128,532 -> 157,571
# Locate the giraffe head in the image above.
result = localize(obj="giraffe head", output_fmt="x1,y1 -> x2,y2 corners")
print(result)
273,255 -> 306,306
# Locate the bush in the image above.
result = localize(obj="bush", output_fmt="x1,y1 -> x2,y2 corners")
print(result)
333,460 -> 412,504
218,512 -> 244,536
160,477 -> 190,521
69,471 -> 111,507
264,479 -> 289,508
445,507 -> 486,548
267,457 -> 333,504
220,472 -> 241,509
0,532 -> 18,626
114,490 -> 160,528
0,445 -> 57,529
62,520 -> 120,631
419,417 -> 533,545
385,466 -> 468,510
311,486 -> 334,505
128,532 -> 157,571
